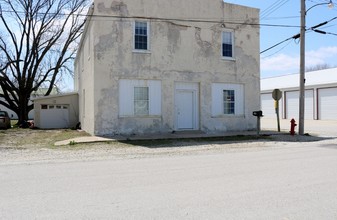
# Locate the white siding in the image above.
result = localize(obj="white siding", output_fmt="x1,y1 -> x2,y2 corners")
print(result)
318,87 -> 337,120
119,79 -> 161,116
261,93 -> 283,118
285,90 -> 314,120
211,83 -> 244,117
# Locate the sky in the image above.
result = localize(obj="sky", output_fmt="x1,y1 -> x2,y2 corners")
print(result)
225,0 -> 337,78
62,0 -> 337,91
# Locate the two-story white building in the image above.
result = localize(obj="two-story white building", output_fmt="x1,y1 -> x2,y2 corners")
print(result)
74,0 -> 260,136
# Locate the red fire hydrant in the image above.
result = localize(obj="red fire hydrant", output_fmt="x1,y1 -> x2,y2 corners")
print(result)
290,118 -> 297,136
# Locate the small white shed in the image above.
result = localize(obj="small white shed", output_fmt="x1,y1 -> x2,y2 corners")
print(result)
33,93 -> 79,129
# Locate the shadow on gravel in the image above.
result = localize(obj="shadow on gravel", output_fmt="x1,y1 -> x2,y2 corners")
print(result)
118,133 -> 331,148
318,144 -> 337,150
118,135 -> 269,148
265,133 -> 331,143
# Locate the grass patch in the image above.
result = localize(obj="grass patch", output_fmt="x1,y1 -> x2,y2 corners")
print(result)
0,128 -> 90,148
69,140 -> 77,146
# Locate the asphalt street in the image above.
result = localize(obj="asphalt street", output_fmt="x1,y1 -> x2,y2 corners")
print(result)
1,140 -> 337,219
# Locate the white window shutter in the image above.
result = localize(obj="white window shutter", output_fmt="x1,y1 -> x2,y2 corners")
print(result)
149,80 -> 161,115
119,79 -> 161,116
119,80 -> 134,116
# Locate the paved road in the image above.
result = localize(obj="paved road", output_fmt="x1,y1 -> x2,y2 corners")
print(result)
1,141 -> 337,219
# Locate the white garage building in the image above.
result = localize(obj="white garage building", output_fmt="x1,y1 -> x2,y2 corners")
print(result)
261,68 -> 337,121
33,93 -> 79,129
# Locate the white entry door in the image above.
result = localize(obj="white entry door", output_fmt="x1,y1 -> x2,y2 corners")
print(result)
175,82 -> 199,130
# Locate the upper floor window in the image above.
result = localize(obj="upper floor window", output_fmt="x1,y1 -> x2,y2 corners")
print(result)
134,21 -> 149,51
222,31 -> 234,58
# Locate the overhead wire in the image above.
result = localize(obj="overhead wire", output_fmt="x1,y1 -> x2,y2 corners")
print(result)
261,0 -> 291,20
261,40 -> 292,59
1,2 -> 335,55
261,0 -> 289,17
262,16 -> 300,21
0,9 -> 301,28
261,16 -> 337,54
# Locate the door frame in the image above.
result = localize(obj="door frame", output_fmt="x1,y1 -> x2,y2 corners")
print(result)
174,82 -> 199,130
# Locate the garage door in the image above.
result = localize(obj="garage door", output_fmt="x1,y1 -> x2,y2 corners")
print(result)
261,93 -> 283,118
40,104 -> 69,129
318,87 -> 337,120
285,90 -> 314,120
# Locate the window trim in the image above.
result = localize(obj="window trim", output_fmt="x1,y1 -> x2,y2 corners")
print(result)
211,83 -> 244,117
119,79 -> 162,118
221,29 -> 235,60
133,20 -> 151,53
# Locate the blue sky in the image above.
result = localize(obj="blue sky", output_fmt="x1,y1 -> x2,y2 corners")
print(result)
225,0 -> 337,78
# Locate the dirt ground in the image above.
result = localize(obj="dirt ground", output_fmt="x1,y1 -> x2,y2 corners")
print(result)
0,127 -> 332,165
0,128 -> 90,149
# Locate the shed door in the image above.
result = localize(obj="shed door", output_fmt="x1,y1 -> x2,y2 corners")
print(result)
318,87 -> 337,120
40,105 -> 69,129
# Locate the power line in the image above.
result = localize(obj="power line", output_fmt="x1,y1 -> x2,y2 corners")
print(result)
261,40 -> 292,59
261,0 -> 290,20
0,9 -> 301,28
262,16 -> 300,21
260,35 -> 296,54
261,0 -> 288,17
260,16 -> 337,54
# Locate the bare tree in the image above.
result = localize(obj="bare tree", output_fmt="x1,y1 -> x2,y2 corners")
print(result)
306,63 -> 330,72
0,0 -> 89,124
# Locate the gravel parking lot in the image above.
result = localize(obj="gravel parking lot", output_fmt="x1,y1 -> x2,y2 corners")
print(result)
1,118 -> 336,165
0,131 -> 333,166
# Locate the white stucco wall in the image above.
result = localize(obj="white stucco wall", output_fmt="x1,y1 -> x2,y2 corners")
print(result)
75,9 -> 95,134
76,0 -> 260,135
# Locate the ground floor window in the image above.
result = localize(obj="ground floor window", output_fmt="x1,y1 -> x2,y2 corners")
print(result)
212,83 -> 244,117
134,87 -> 149,115
119,79 -> 161,117
223,90 -> 235,115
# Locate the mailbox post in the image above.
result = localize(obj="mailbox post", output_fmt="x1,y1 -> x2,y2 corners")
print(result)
253,110 -> 263,135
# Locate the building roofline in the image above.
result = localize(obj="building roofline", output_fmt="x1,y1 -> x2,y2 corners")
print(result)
261,67 -> 337,91
74,3 -> 95,65
32,92 -> 78,101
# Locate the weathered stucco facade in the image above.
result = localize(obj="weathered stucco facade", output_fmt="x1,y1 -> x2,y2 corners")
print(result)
75,0 -> 260,136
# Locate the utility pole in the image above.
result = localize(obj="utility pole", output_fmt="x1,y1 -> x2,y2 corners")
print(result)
299,0 -> 306,135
